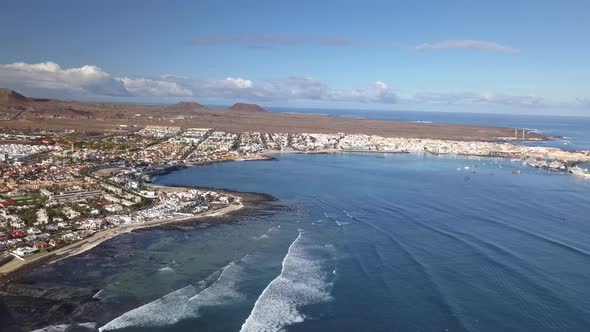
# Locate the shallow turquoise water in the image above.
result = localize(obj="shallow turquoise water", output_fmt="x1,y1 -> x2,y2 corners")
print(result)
24,153 -> 590,331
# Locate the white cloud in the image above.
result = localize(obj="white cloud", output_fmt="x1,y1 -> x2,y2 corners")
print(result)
0,61 -> 197,98
120,77 -> 193,97
0,61 -> 128,96
258,77 -> 397,103
6,61 -> 584,110
172,75 -> 398,104
375,81 -> 388,90
0,61 -> 398,103
0,60 -> 397,104
416,40 -> 520,54
5,62 -> 62,72
224,77 -> 253,89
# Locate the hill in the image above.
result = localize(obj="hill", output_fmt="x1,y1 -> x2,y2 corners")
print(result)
0,88 -> 31,104
168,102 -> 205,111
229,103 -> 266,113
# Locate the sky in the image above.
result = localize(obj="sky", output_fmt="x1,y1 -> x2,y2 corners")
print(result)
0,0 -> 589,115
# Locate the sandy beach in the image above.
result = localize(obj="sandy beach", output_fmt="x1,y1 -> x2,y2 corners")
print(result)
0,190 -> 244,285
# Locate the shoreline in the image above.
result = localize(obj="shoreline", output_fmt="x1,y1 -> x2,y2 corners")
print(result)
2,139 -> 588,285
157,146 -> 588,181
0,144 -> 587,331
0,187 -> 274,286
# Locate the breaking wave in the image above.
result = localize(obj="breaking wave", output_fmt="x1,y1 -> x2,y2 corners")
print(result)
335,220 -> 350,227
158,266 -> 175,273
32,322 -> 96,332
99,260 -> 244,331
92,289 -> 105,300
256,227 -> 277,240
240,231 -> 334,332
256,234 -> 270,240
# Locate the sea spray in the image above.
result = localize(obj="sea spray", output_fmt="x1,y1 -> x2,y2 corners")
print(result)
240,230 -> 335,332
99,260 -> 245,331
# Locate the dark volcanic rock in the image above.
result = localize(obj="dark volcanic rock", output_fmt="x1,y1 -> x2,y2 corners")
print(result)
0,283 -> 97,332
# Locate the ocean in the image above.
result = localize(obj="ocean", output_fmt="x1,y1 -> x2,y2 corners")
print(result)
10,110 -> 590,332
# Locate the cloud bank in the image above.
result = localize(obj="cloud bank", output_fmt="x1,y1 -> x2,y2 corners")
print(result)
1,61 -> 585,111
416,40 -> 520,54
0,61 -> 396,104
1,62 -> 128,96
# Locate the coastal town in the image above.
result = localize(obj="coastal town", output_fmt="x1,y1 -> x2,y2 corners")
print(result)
0,125 -> 589,272
0,127 -> 249,272
2,2 -> 589,331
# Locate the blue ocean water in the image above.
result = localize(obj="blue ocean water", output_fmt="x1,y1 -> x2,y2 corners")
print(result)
50,152 -> 587,332
12,109 -> 590,331
268,107 -> 590,150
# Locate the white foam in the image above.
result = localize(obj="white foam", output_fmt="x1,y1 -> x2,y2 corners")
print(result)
343,210 -> 354,219
92,289 -> 104,300
335,220 -> 350,227
187,261 -> 243,306
158,266 -> 175,273
257,227 -> 278,240
100,261 -> 244,331
33,322 -> 96,332
240,231 -> 334,332
31,325 -> 68,332
256,234 -> 270,240
99,285 -> 199,331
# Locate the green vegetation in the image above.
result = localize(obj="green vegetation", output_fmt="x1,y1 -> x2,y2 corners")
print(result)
15,207 -> 39,225
10,193 -> 44,204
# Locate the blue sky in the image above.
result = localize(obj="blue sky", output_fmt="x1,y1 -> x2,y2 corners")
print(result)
0,0 -> 588,115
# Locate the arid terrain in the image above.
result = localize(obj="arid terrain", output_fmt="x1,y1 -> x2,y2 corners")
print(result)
0,88 -> 545,141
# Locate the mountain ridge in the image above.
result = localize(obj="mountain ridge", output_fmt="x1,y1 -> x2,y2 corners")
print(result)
0,88 -> 31,104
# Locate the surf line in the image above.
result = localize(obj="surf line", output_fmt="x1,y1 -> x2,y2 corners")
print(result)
240,229 -> 333,332
99,258 -> 244,331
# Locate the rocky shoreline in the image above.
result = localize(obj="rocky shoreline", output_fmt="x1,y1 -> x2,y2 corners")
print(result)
0,187 -> 279,332
1,138 -> 589,331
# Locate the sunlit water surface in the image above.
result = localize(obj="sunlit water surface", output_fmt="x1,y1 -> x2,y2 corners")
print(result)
25,153 -> 590,332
